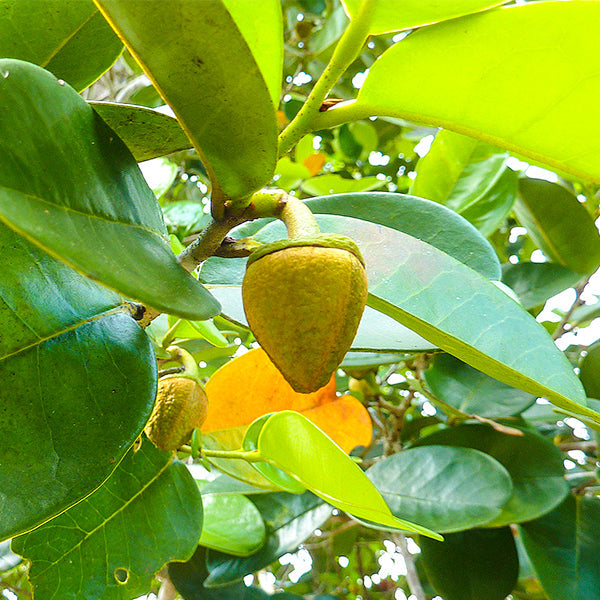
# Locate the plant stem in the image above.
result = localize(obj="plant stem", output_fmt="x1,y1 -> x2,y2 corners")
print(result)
552,276 -> 591,340
280,195 -> 321,238
395,534 -> 426,600
278,0 -> 376,157
201,448 -> 263,462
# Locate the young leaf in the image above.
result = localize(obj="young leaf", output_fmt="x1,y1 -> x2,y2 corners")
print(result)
341,0 -> 510,35
255,411 -> 442,538
420,527 -> 519,600
515,178 -> 600,275
11,439 -> 203,600
204,492 -> 332,587
0,0 -> 122,91
366,446 -> 513,533
520,495 -> 600,600
95,0 -> 279,200
355,2 -> 600,183
416,424 -> 568,526
0,59 -> 220,320
90,102 -> 193,162
0,223 -> 156,541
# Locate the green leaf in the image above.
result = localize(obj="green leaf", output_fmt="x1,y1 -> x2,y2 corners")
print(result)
579,341 -> 600,400
366,446 -> 513,533
0,0 -> 122,91
501,262 -> 583,311
12,439 -> 203,600
90,102 -> 193,162
170,546 -> 269,600
0,59 -> 219,321
424,353 -> 536,419
416,424 -> 568,526
199,493 -> 266,557
420,527 -> 518,600
411,130 -> 517,236
515,178 -> 600,275
341,0 -> 509,35
520,495 -> 600,600
205,492 -> 332,587
255,412 -> 442,538
305,192 -> 500,279
355,2 -> 600,183
0,222 -> 155,541
96,0 -> 278,200
301,174 -> 386,197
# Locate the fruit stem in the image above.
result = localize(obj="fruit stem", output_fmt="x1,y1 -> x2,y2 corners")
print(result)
165,346 -> 199,380
280,195 -> 321,239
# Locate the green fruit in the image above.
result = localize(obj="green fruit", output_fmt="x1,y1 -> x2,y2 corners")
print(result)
242,234 -> 368,393
145,375 -> 208,452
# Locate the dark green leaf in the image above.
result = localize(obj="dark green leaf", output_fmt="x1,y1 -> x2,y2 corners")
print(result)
205,492 -> 332,586
96,0 -> 279,200
367,446 -> 513,533
520,495 -> 600,600
355,2 -> 600,183
420,527 -> 518,600
0,0 -> 122,91
12,439 -> 203,600
0,222 -> 155,541
416,424 -> 568,526
91,102 -> 193,162
0,59 -> 219,320
424,353 -> 536,418
170,546 -> 269,600
579,341 -> 600,400
502,262 -> 583,311
515,178 -> 600,275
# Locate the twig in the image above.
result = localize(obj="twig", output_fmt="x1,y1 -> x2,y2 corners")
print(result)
157,576 -> 177,600
395,534 -> 426,600
552,277 -> 591,340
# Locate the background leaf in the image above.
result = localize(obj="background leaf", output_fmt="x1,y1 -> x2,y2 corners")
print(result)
91,101 -> 193,162
0,0 -> 122,91
420,527 -> 518,600
424,353 -> 536,418
416,424 -> 568,526
12,439 -> 203,600
96,0 -> 278,200
514,178 -> 600,275
0,222 -> 155,541
519,495 -> 600,600
205,492 -> 332,587
366,446 -> 513,533
0,59 -> 219,320
341,0 -> 509,35
355,2 -> 600,183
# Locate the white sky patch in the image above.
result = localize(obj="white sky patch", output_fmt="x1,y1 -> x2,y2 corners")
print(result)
352,70 -> 368,89
414,134 -> 435,157
279,548 -> 313,583
525,165 -> 558,182
369,151 -> 390,166
293,71 -> 313,86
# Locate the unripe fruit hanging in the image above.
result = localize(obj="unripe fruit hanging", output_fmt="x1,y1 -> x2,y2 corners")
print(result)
242,234 -> 368,393
145,375 -> 208,452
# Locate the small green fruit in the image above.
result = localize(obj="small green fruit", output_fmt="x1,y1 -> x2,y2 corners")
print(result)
242,234 -> 368,393
145,375 -> 208,452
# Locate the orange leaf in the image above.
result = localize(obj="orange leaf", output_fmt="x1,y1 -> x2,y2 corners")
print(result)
303,152 -> 327,176
202,348 -> 372,452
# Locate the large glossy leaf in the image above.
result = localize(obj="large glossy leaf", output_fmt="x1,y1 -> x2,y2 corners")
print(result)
0,59 -> 219,320
305,192 -> 500,279
520,495 -> 600,600
91,102 -> 193,162
205,492 -> 332,586
502,262 -> 583,311
410,130 -> 517,236
341,0 -> 509,35
354,2 -> 600,183
424,353 -> 536,418
0,222 -> 155,541
12,439 -> 203,600
420,527 -> 518,600
254,412 -> 442,538
515,178 -> 600,275
199,493 -> 266,557
204,213 -> 597,422
95,0 -> 278,200
170,546 -> 270,600
0,0 -> 122,92
417,424 -> 568,526
366,446 -> 513,533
